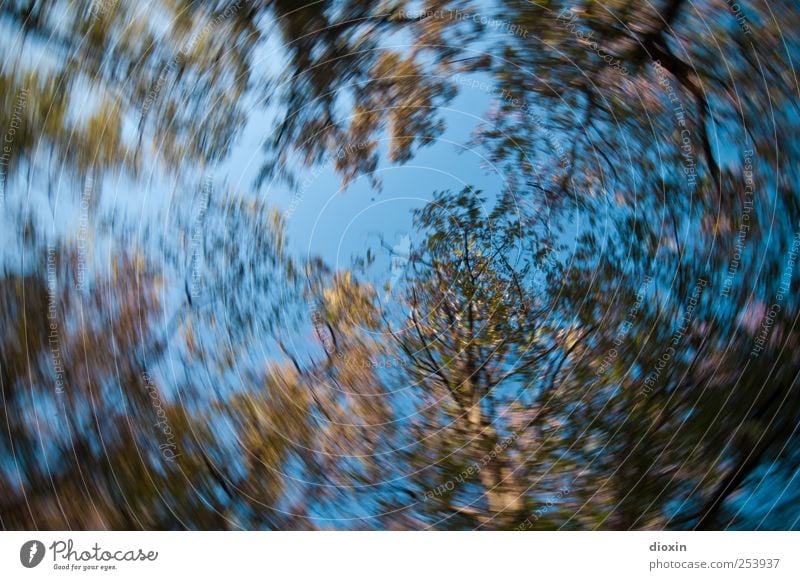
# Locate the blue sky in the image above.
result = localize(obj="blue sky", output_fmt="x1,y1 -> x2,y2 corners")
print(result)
217,74 -> 505,271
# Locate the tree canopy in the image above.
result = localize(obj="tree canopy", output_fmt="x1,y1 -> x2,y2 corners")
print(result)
1,0 -> 799,530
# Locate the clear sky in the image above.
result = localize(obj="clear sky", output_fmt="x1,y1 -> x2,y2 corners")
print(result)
218,73 -> 505,273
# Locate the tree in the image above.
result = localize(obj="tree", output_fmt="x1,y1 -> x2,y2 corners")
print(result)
1,0 -> 259,193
